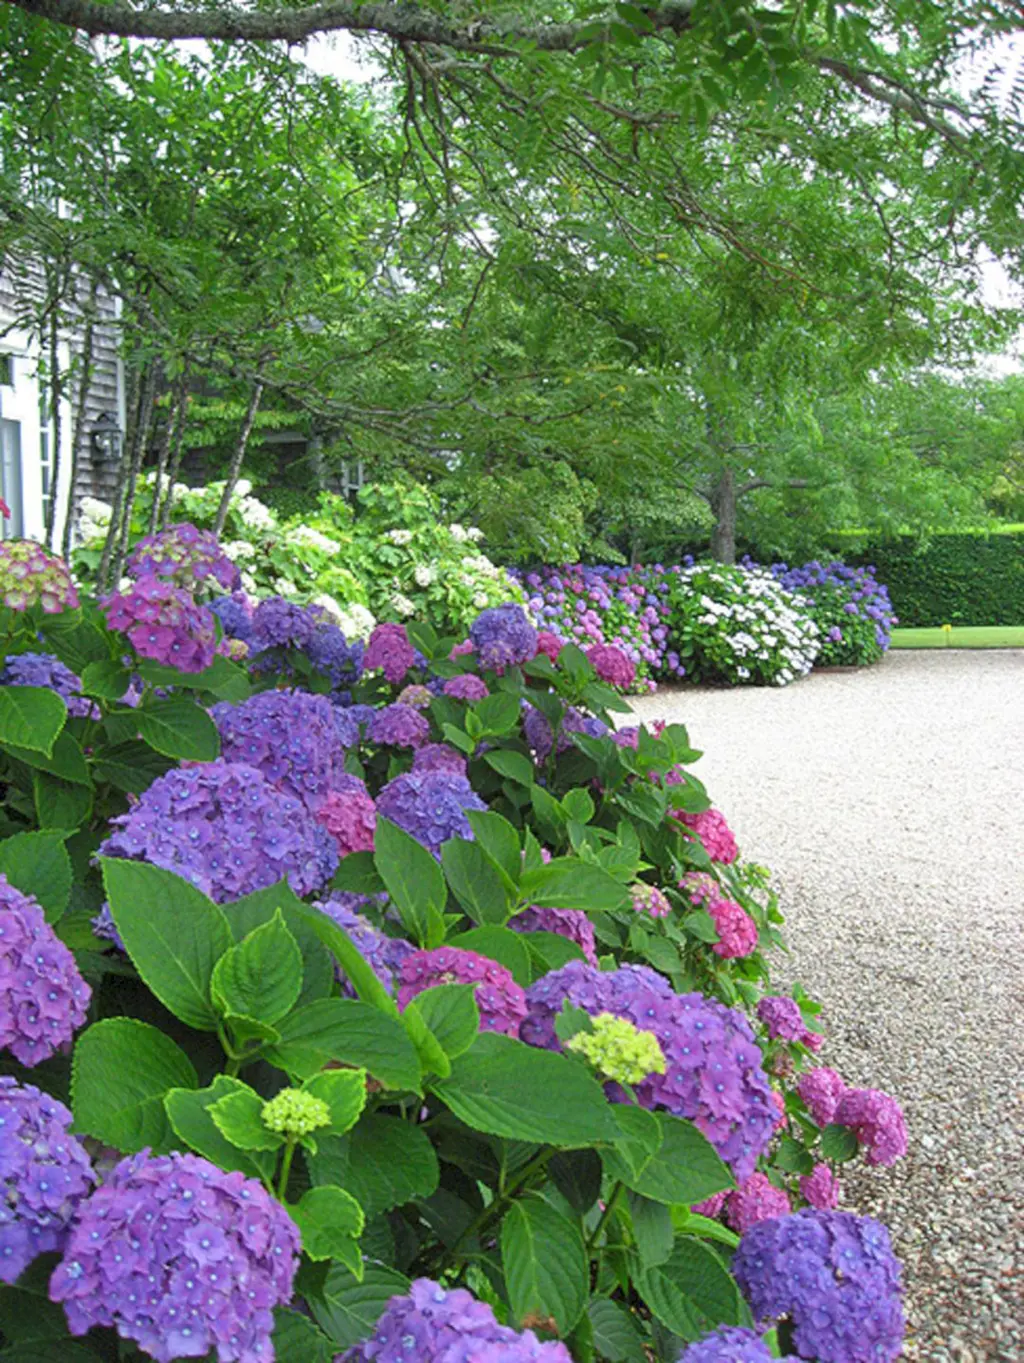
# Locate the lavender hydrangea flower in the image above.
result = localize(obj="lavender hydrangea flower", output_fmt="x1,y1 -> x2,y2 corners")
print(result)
97,759 -> 337,902
376,770 -> 486,858
368,703 -> 430,749
364,623 -> 415,684
210,592 -> 254,642
732,1209 -> 904,1363
125,522 -> 240,594
211,689 -> 348,811
469,603 -> 537,671
0,874 -> 91,1065
397,948 -> 528,1035
442,673 -> 489,701
2,652 -> 96,718
314,893 -> 414,995
250,596 -> 325,652
800,1162 -> 840,1210
0,1078 -> 95,1283
678,1327 -> 794,1363
102,576 -> 217,673
413,742 -> 468,776
508,905 -> 598,966
340,1277 -> 572,1362
50,1149 -> 300,1363
308,624 -> 364,688
0,541 -> 79,613
522,961 -> 776,1179
522,704 -> 605,763
797,1068 -> 847,1127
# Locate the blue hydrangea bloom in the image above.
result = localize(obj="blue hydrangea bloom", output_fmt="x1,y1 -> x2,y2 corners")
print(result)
678,1327 -> 794,1362
210,593 -> 254,643
376,770 -> 487,858
314,893 -> 414,995
307,623 -> 364,688
469,602 -> 537,671
211,689 -> 348,812
368,703 -> 430,748
2,652 -> 96,718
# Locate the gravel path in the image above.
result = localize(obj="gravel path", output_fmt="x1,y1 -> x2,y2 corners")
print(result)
630,651 -> 1024,1363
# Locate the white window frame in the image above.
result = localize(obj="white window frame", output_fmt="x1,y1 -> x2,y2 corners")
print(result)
0,324 -> 73,545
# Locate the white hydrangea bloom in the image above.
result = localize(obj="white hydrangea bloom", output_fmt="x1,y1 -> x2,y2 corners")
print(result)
473,592 -> 490,609
387,529 -> 413,546
234,479 -> 253,498
80,497 -> 113,525
414,563 -> 437,587
392,592 -> 416,616
223,541 -> 255,560
289,525 -> 340,554
241,570 -> 258,593
465,527 -> 484,542
448,524 -> 468,543
274,578 -> 300,597
239,497 -> 276,530
336,603 -> 376,640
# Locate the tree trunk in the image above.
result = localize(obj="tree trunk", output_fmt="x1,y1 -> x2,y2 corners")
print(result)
213,381 -> 263,536
45,312 -> 63,549
710,467 -> 737,564
158,366 -> 191,530
62,280 -> 99,559
149,367 -> 189,533
111,369 -> 156,581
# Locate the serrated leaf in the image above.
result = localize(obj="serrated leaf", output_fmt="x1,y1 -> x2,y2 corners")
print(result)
209,1086 -> 284,1152
290,1185 -> 364,1262
164,1077 -> 276,1181
821,1123 -> 860,1161
309,1263 -> 410,1349
136,696 -> 220,760
307,1114 -> 439,1220
264,998 -> 420,1090
404,983 -> 480,1061
502,1194 -> 588,1333
0,685 -> 66,754
302,1068 -> 368,1137
211,909 -> 303,1025
0,830 -> 72,921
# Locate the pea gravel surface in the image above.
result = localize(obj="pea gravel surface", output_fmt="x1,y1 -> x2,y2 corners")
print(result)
630,651 -> 1024,1363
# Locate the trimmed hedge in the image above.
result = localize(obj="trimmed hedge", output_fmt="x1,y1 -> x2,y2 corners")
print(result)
843,528 -> 1024,627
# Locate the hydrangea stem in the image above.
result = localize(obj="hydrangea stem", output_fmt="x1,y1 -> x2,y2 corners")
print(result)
277,1137 -> 298,1201
586,1180 -> 624,1252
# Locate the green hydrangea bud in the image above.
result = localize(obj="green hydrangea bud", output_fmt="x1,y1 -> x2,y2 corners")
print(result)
261,1088 -> 331,1138
567,1012 -> 666,1086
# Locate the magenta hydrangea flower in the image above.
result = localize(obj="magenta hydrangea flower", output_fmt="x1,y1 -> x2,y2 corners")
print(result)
340,1277 -> 572,1362
315,893 -> 414,996
413,743 -> 468,777
376,770 -> 486,858
102,575 -> 217,673
442,673 -> 489,702
732,1209 -> 904,1363
676,808 -> 739,864
98,759 -> 337,902
534,629 -> 564,663
369,703 -> 430,749
364,623 -> 415,684
586,642 -> 636,689
522,961 -> 777,1180
317,775 -> 377,857
801,1162 -> 840,1210
726,1173 -> 791,1233
125,522 -> 240,594
508,905 -> 598,966
212,689 -> 347,812
707,897 -> 758,958
2,652 -> 97,718
630,882 -> 671,919
397,683 -> 433,709
0,541 -> 78,613
797,1068 -> 847,1127
690,1190 -> 728,1219
50,1150 -> 300,1363
0,874 -> 91,1066
834,1088 -> 908,1166
611,725 -> 640,749
679,1326 -> 793,1362
0,1078 -> 95,1283
757,995 -> 822,1050
469,603 -> 537,672
397,947 -> 527,1036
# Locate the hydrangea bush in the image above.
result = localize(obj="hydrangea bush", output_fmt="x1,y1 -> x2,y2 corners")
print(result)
760,559 -> 898,667
0,534 -> 908,1363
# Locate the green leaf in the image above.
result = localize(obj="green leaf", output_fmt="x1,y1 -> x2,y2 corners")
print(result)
165,1077 -> 276,1181
71,1018 -> 197,1154
264,999 -> 421,1090
307,1114 -> 439,1220
136,656 -> 250,700
5,728 -> 91,784
90,739 -> 174,794
211,910 -> 303,1025
637,1237 -> 747,1341
774,1136 -> 815,1175
292,903 -> 398,1016
0,830 -> 72,921
683,909 -> 720,943
465,809 -> 521,881
302,1068 -> 368,1137
586,1298 -> 647,1363
209,1086 -> 284,1152
433,1033 -> 620,1144
482,749 -> 535,787
628,1191 -> 674,1269
272,1309 -> 335,1363
562,788 -> 595,824
101,858 -> 233,1031
521,858 -> 631,913
472,691 -> 521,736
310,1264 -> 410,1351
549,1148 -> 602,1214
0,686 -> 66,755
223,882 -> 334,1007
329,850 -> 385,897
604,1109 -> 734,1206
519,929 -> 588,976
79,659 -> 132,700
447,925 -> 532,985
821,1123 -> 860,1162
290,1185 -> 365,1261
502,1194 -> 588,1333
136,696 -> 220,760
32,770 -> 93,830
373,816 -> 446,946
404,984 -> 480,1061
441,838 -> 511,925
0,1344 -> 106,1362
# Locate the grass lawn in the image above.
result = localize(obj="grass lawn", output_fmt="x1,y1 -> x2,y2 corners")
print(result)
890,626 -> 1024,649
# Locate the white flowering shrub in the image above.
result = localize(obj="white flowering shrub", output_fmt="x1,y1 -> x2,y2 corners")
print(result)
665,562 -> 821,686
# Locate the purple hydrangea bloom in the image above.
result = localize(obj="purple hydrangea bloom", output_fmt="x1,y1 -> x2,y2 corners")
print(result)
50,1149 -> 300,1363
97,759 -> 337,902
522,703 -> 603,763
413,743 -> 468,777
2,652 -> 96,718
469,603 -> 537,672
397,947 -> 528,1035
364,623 -> 415,685
212,689 -> 348,812
0,1078 -> 95,1283
210,592 -> 254,642
522,961 -> 776,1179
376,770 -> 486,858
726,1172 -> 791,1232
0,541 -> 78,613
308,623 -> 364,688
442,673 -> 489,701
333,705 -> 362,750
368,703 -> 430,749
340,1277 -> 572,1362
314,893 -> 414,996
317,776 -> 377,857
834,1088 -> 908,1166
678,1327 -> 792,1363
732,1209 -> 904,1363
797,1068 -> 847,1127
800,1162 -> 840,1210
250,596 -> 326,652
125,522 -> 240,594
0,874 -> 91,1065
756,996 -> 820,1048
102,576 -> 217,673
508,905 -> 598,966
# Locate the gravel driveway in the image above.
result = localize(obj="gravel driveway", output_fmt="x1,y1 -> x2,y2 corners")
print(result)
630,651 -> 1024,1363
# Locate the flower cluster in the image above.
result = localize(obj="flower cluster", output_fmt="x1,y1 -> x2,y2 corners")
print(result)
307,621 -> 364,689
50,1150 -> 301,1363
0,541 -> 79,613
762,559 -> 897,665
0,875 -> 91,1065
398,683 -> 434,709
125,523 -> 240,595
469,602 -> 538,672
508,905 -> 598,965
397,947 -> 527,1035
797,1068 -> 847,1127
679,1327 -> 794,1363
679,872 -> 758,959
211,592 -> 254,643
567,1012 -> 667,1085
725,1172 -> 791,1233
340,1277 -> 573,1362
316,893 -> 414,995
834,1088 -> 908,1167
316,776 -> 377,857
522,962 -> 777,1179
212,689 -> 348,811
732,1209 -> 904,1363
1,651 -> 96,718
249,596 -> 326,653
413,743 -> 468,776
586,642 -> 636,689
0,1077 -> 95,1282
522,703 -> 607,764
801,1162 -> 840,1210
443,673 -> 488,702
676,808 -> 739,863
364,623 -> 415,684
630,882 -> 672,919
376,770 -> 487,858
261,1088 -> 330,1138
368,702 -> 430,748
98,759 -> 337,901
102,576 -> 217,673
757,995 -> 823,1050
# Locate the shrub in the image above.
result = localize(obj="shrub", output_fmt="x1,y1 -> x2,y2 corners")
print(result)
0,539 -> 906,1363
759,559 -> 897,666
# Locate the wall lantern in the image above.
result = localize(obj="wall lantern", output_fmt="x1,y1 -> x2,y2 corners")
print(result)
91,411 -> 123,463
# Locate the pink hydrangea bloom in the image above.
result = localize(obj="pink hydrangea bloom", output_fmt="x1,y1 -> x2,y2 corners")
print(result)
835,1088 -> 908,1166
678,871 -> 719,906
397,947 -> 527,1036
508,905 -> 598,966
771,1089 -> 786,1129
726,1173 -> 791,1233
586,643 -> 636,689
102,576 -> 217,673
676,808 -> 739,863
534,630 -> 564,663
364,623 -> 415,684
317,784 -> 377,857
800,1163 -> 840,1210
630,882 -> 672,919
691,1190 -> 728,1219
707,897 -> 758,958
797,1067 -> 847,1127
449,638 -> 474,660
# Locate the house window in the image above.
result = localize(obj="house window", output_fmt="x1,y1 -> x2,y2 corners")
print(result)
340,459 -> 365,500
39,388 -> 53,530
0,419 -> 25,538
0,355 -> 13,387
